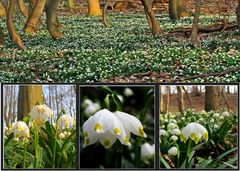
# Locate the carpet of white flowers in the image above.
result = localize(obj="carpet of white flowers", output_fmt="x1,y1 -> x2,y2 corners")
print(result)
160,109 -> 238,168
0,13 -> 240,82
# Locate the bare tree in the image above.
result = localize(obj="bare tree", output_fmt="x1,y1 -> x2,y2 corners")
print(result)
191,0 -> 201,45
205,86 -> 219,111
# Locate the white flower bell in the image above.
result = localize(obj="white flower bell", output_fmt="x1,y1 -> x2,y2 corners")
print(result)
159,129 -> 167,136
222,111 -> 229,117
167,123 -> 178,130
82,109 -> 146,149
141,143 -> 155,161
170,135 -> 178,142
168,147 -> 177,156
180,122 -> 208,144
171,128 -> 181,136
123,88 -> 134,97
29,104 -> 53,126
213,113 -> 220,118
58,114 -> 76,129
13,121 -> 30,140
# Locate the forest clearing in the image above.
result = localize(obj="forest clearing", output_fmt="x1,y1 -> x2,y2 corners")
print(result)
0,0 -> 240,82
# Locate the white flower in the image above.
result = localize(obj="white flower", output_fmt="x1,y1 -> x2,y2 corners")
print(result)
141,143 -> 155,161
181,117 -> 185,121
117,95 -> 124,103
210,119 -> 214,123
58,132 -> 65,139
29,105 -> 53,126
168,147 -> 177,156
169,119 -> 177,124
13,121 -> 30,140
214,125 -> 218,129
83,99 -> 93,107
82,109 -> 146,149
164,119 -> 168,123
222,111 -> 229,117
170,135 -> 178,142
171,128 -> 181,136
219,116 -> 224,120
57,114 -> 76,129
84,102 -> 101,116
180,122 -> 208,144
213,113 -> 220,118
199,118 -> 204,122
123,88 -> 134,97
167,123 -> 178,130
160,129 -> 167,136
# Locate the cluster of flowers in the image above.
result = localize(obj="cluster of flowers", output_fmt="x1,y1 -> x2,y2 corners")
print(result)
4,105 -> 76,142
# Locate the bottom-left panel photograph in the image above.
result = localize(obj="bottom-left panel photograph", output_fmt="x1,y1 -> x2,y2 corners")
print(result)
2,84 -> 77,169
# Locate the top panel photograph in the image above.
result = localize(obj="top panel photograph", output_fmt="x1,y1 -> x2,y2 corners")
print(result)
0,0 -> 240,83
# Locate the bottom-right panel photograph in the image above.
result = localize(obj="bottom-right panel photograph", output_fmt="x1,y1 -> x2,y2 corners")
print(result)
159,85 -> 238,169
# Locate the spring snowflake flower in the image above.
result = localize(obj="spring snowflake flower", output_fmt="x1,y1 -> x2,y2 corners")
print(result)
141,143 -> 155,161
13,121 -> 30,141
210,119 -> 214,123
58,132 -> 65,139
160,129 -> 167,136
168,147 -> 177,156
117,95 -> 124,103
82,109 -> 146,149
171,128 -> 181,136
57,114 -> 76,129
170,135 -> 178,142
123,88 -> 134,97
222,111 -> 229,117
29,105 -> 53,126
219,116 -> 224,120
180,122 -> 208,144
214,124 -> 219,129
169,119 -> 177,124
213,113 -> 220,118
167,123 -> 178,130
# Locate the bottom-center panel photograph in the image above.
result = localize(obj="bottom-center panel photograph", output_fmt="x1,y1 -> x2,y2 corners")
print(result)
79,85 -> 155,169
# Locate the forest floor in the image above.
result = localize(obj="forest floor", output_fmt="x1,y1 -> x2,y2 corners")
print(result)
0,12 -> 240,82
166,92 -> 238,112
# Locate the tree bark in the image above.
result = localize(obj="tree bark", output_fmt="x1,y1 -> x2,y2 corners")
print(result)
237,0 -> 240,28
191,0 -> 201,45
24,0 -> 47,34
17,0 -> 29,17
140,0 -> 161,35
17,85 -> 43,120
169,0 -> 188,20
87,0 -> 101,16
205,86 -> 219,111
163,86 -> 170,114
0,1 -> 6,16
160,86 -> 164,113
6,0 -> 26,50
177,86 -> 184,113
169,0 -> 178,20
45,0 -> 63,39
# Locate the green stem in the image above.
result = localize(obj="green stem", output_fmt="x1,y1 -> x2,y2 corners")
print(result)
52,125 -> 58,168
186,139 -> 192,167
34,129 -> 39,168
23,142 -> 27,168
135,137 -> 142,168
115,142 -> 123,168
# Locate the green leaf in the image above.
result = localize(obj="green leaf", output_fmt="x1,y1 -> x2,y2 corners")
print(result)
160,156 -> 171,169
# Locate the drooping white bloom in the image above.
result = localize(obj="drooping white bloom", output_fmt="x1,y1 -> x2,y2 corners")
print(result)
214,124 -> 219,129
199,118 -> 204,122
167,123 -> 178,130
117,95 -> 124,103
84,102 -> 101,116
210,119 -> 214,123
57,114 -> 76,129
169,119 -> 177,124
170,135 -> 178,142
168,147 -> 177,156
213,113 -> 220,118
171,128 -> 181,136
58,132 -> 65,139
181,117 -> 185,121
159,129 -> 167,136
123,88 -> 134,97
141,143 -> 155,161
29,104 -> 53,126
219,116 -> 224,120
180,122 -> 208,144
82,109 -> 146,149
13,121 -> 30,140
222,111 -> 229,117
82,99 -> 93,107
164,119 -> 168,123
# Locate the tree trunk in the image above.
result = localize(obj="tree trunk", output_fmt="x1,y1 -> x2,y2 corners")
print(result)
237,0 -> 240,28
0,1 -> 6,16
191,0 -> 201,45
6,0 -> 26,50
205,86 -> 219,111
0,27 -> 5,46
169,0 -> 188,20
17,85 -> 43,120
163,86 -> 170,113
177,86 -> 184,113
45,0 -> 63,39
140,0 -> 161,34
17,0 -> 29,17
24,0 -> 47,34
87,0 -> 101,16
160,86 -> 164,113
